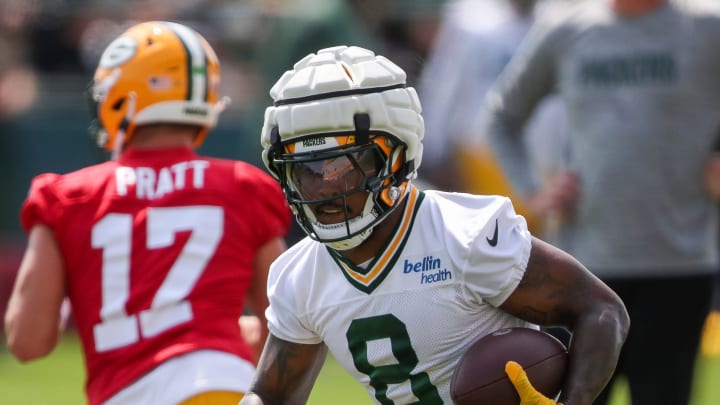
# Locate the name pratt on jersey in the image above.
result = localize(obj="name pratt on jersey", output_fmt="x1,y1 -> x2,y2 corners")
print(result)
403,255 -> 452,285
115,160 -> 210,200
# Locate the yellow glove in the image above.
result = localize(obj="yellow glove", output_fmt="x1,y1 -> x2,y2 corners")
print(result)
505,361 -> 560,405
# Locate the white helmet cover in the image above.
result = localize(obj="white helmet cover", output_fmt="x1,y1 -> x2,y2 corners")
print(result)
260,46 -> 425,249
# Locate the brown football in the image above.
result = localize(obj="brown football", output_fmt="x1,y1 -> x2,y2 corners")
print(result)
450,327 -> 568,405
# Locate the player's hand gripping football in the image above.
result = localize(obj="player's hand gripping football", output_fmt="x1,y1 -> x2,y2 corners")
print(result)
505,361 -> 560,405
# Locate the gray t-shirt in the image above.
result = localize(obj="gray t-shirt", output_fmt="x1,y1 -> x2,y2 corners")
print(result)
483,0 -> 720,277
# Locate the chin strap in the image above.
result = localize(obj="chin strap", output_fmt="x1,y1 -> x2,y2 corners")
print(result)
111,91 -> 137,160
111,130 -> 126,161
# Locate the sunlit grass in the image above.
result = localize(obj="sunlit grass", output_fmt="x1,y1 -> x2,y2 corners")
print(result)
1,333 -> 719,404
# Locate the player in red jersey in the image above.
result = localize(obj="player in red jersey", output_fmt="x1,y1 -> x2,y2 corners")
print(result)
4,21 -> 292,405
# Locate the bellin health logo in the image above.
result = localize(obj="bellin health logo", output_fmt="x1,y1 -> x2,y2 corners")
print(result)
403,255 -> 452,285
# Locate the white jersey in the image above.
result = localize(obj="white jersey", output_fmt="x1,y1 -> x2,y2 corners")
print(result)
267,187 -> 535,404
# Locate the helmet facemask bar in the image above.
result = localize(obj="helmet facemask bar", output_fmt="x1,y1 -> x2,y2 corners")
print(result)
272,133 -> 406,250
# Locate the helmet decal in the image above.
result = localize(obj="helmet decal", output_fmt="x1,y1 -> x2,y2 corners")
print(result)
163,21 -> 209,103
98,37 -> 137,69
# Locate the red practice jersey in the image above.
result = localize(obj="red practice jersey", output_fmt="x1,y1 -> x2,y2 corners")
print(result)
20,147 -> 291,405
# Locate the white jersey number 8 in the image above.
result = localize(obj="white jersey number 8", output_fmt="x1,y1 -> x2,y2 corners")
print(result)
91,206 -> 223,352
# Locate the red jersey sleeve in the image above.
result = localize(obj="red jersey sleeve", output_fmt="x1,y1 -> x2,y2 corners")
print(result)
234,162 -> 292,246
20,173 -> 64,233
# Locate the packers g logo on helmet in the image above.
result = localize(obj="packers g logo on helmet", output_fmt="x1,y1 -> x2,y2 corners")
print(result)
89,21 -> 226,153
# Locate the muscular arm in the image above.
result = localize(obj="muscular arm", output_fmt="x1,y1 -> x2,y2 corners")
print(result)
500,237 -> 630,405
240,334 -> 328,405
4,225 -> 68,362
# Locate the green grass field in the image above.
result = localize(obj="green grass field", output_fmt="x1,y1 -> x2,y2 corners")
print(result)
1,333 -> 718,404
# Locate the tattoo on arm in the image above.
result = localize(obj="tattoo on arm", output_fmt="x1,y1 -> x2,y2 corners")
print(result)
252,336 -> 327,404
512,238 -> 595,327
273,341 -> 313,388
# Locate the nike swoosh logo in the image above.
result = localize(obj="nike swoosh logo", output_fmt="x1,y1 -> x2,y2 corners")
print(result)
486,218 -> 499,247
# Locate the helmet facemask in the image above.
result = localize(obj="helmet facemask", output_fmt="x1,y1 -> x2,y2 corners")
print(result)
270,130 -> 410,250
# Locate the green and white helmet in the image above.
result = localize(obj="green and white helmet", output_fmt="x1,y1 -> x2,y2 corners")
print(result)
261,45 -> 424,250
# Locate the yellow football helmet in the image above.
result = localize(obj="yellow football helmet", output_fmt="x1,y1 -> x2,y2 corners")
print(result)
89,21 -> 225,152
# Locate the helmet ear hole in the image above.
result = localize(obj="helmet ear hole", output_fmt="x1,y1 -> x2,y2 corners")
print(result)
112,98 -> 125,111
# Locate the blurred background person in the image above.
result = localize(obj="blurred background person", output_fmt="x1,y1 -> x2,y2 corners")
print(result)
4,21 -> 291,405
417,0 -> 571,238
480,0 -> 720,404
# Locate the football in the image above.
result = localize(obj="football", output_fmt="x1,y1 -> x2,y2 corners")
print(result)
450,327 -> 568,405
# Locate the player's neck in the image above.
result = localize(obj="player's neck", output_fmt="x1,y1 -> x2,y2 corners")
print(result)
611,0 -> 665,16
127,125 -> 197,149
334,194 -> 409,264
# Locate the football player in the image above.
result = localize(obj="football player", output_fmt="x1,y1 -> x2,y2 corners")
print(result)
4,21 -> 292,405
239,46 -> 629,405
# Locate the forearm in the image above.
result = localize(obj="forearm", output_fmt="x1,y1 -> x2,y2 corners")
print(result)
5,304 -> 62,362
501,238 -> 630,405
240,336 -> 328,405
559,306 -> 630,405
